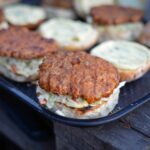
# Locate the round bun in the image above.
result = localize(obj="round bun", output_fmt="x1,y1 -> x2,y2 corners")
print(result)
0,65 -> 38,82
0,27 -> 58,60
39,18 -> 99,51
39,51 -> 120,104
4,4 -> 46,29
37,82 -> 124,119
97,22 -> 143,42
91,41 -> 150,82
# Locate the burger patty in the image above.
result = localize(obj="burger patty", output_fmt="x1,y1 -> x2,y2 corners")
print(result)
39,51 -> 120,103
0,27 -> 58,59
91,5 -> 143,25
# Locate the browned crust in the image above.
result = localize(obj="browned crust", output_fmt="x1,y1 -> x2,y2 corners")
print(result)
90,5 -> 143,25
8,19 -> 46,30
119,64 -> 150,82
39,51 -> 120,103
0,27 -> 59,59
138,23 -> 150,48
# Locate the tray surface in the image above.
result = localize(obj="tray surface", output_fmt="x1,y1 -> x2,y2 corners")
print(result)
0,70 -> 150,126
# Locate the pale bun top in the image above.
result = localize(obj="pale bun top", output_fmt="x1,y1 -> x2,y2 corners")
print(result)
4,4 -> 46,26
91,40 -> 150,71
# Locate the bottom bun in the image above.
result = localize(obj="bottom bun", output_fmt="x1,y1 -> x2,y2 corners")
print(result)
97,22 -> 143,43
37,82 -> 125,119
53,89 -> 119,119
0,65 -> 38,82
0,57 -> 42,82
119,65 -> 150,82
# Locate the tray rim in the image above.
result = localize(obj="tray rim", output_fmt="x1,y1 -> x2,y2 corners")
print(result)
0,77 -> 150,127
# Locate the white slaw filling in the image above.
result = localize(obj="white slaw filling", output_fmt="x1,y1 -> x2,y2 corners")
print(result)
37,82 -> 125,109
0,57 -> 42,79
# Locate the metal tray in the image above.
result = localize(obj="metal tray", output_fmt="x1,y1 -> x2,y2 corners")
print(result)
0,70 -> 150,127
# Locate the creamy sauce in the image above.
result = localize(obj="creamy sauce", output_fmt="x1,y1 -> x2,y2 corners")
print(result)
4,5 -> 46,25
91,41 -> 150,70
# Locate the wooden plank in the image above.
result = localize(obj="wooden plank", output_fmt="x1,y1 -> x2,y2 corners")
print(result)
54,119 -> 150,150
54,122 -> 105,150
86,122 -> 150,150
56,137 -> 79,150
0,100 -> 55,150
121,102 -> 150,137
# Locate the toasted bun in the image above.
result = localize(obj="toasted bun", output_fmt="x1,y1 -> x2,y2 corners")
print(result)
39,18 -> 99,51
97,22 -> 143,42
50,88 -> 119,119
91,41 -> 150,82
4,4 -> 46,29
53,88 -> 119,119
73,0 -> 114,17
37,82 -> 125,119
0,65 -> 38,82
0,57 -> 43,82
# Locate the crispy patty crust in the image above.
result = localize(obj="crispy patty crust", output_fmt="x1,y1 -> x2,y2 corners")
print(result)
0,27 -> 58,59
39,51 -> 120,104
91,5 -> 143,25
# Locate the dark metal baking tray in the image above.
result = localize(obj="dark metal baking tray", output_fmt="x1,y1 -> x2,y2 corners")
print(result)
0,70 -> 150,127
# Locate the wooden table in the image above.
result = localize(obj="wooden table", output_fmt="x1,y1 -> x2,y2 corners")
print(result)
54,102 -> 150,150
0,95 -> 55,150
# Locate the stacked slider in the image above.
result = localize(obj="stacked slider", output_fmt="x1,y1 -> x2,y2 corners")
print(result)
90,5 -> 144,42
36,51 -> 124,119
0,27 -> 58,82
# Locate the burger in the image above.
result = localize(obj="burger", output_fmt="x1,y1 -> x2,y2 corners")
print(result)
0,27 -> 58,82
90,5 -> 144,42
37,51 -> 124,119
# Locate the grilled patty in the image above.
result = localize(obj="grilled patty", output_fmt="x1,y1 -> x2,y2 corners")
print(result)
91,5 -> 143,25
0,27 -> 59,60
39,51 -> 120,104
